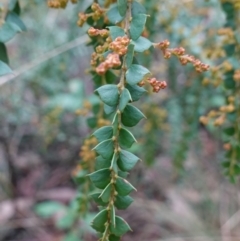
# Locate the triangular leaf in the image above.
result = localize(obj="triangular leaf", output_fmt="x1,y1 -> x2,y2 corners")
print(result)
89,168 -> 111,189
110,152 -> 119,173
121,104 -> 146,127
99,183 -> 112,203
115,177 -> 136,196
90,192 -> 106,206
110,216 -> 131,236
115,195 -> 133,210
91,209 -> 108,232
110,206 -> 116,228
95,156 -> 111,170
119,128 -> 137,148
93,139 -> 114,159
118,150 -> 139,171
108,26 -> 125,40
104,104 -> 117,115
107,4 -> 124,24
109,234 -> 120,241
126,64 -> 150,85
92,126 -> 113,142
126,84 -> 146,101
96,85 -> 119,106
119,88 -> 132,112
132,36 -> 152,52
125,43 -> 135,68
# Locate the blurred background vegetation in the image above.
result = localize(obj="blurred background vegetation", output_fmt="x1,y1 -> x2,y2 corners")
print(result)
0,0 -> 240,241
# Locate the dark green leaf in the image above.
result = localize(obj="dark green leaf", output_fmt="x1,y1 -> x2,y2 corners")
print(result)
121,104 -> 146,127
96,84 -> 119,106
126,84 -> 146,101
89,168 -> 111,189
99,183 -> 112,202
110,152 -> 119,173
91,209 -> 108,232
117,0 -> 127,16
93,139 -> 114,159
93,126 -> 113,142
95,156 -> 111,170
118,150 -> 139,171
130,14 -> 147,40
110,206 -> 116,228
119,88 -> 132,112
112,112 -> 120,135
0,60 -> 12,76
109,234 -> 120,241
119,128 -> 136,148
126,64 -> 150,85
224,127 -> 235,136
87,117 -> 97,128
115,177 -> 136,196
115,195 -> 133,210
90,192 -> 106,206
0,43 -> 9,64
132,36 -> 152,52
110,216 -> 131,236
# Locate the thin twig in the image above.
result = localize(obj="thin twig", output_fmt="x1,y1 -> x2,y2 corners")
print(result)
0,34 -> 88,87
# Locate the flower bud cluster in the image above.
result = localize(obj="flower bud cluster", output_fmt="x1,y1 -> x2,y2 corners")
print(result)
109,36 -> 130,56
199,96 -> 235,126
96,53 -> 121,75
48,0 -> 77,9
88,27 -> 109,38
154,40 -> 210,73
79,137 -> 98,163
77,3 -> 105,27
147,78 -> 167,93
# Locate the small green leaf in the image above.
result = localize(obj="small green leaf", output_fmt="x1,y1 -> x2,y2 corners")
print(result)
0,43 -> 9,64
107,4 -> 124,24
91,209 -> 108,232
110,216 -> 131,236
0,60 -> 12,76
119,88 -> 132,112
89,168 -> 111,189
87,117 -> 97,128
93,139 -> 114,159
93,126 -> 113,142
90,193 -> 106,206
110,206 -> 116,228
104,104 -> 117,115
99,183 -> 112,203
121,104 -> 146,127
112,112 -> 119,135
96,84 -> 119,106
126,84 -> 146,101
130,14 -> 147,40
110,152 -> 119,173
115,177 -> 136,196
126,43 -> 135,68
109,234 -> 120,241
108,26 -> 125,40
95,156 -> 111,170
126,64 -> 150,85
118,150 -> 139,171
117,0 -> 127,16
132,36 -> 152,52
119,128 -> 137,148
224,127 -> 235,136
115,195 -> 133,210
